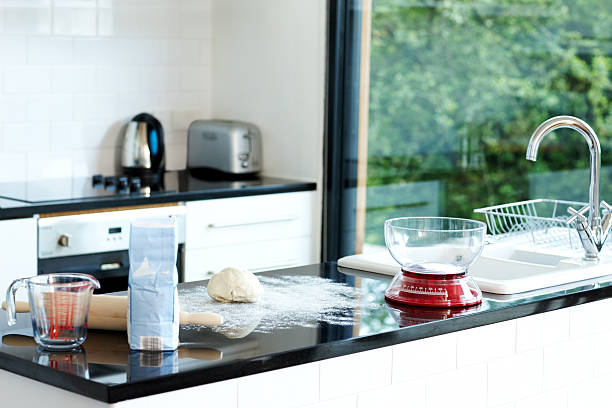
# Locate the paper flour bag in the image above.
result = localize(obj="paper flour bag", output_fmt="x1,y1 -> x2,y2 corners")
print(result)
128,216 -> 179,351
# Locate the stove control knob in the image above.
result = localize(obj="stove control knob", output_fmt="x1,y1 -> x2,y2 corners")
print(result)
58,234 -> 70,247
92,174 -> 103,188
118,176 -> 129,192
130,177 -> 142,192
104,176 -> 116,190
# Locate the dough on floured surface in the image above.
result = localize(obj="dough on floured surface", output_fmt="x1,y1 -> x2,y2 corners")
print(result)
207,267 -> 264,303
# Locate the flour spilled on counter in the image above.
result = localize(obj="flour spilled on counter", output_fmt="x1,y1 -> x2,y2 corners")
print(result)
179,275 -> 379,336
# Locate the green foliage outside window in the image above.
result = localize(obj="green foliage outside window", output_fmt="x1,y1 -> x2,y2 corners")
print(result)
365,0 -> 612,246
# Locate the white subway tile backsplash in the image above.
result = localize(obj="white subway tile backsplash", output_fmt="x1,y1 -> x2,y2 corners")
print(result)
357,380 -> 425,408
53,0 -> 96,7
0,153 -> 26,182
542,337 -> 595,391
3,7 -> 51,35
96,67 -> 140,92
3,123 -> 50,152
141,67 -> 181,91
98,7 -> 180,38
320,347 -> 392,401
27,37 -> 73,65
4,67 -> 51,93
180,9 -> 213,39
426,364 -> 487,408
567,374 -> 612,408
50,122 -> 81,150
72,147 -> 117,176
26,151 -> 73,180
118,378 -> 238,408
592,331 -> 612,377
73,38 -> 110,65
0,94 -> 28,121
165,143 -> 186,171
457,321 -> 516,367
51,67 -> 96,92
27,94 -> 72,121
516,308 -> 569,352
0,37 -> 27,65
237,363 -> 319,408
488,349 -> 543,406
73,94 -> 115,120
181,66 -> 210,91
569,298 -> 612,338
171,110 -> 205,132
392,333 -> 456,382
179,0 -> 212,12
303,396 -> 356,408
0,0 -> 211,181
2,1 -> 52,6
53,7 -> 97,36
515,389 -> 567,408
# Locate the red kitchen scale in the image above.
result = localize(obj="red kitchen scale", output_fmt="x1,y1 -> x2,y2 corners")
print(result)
384,268 -> 482,307
383,217 -> 486,308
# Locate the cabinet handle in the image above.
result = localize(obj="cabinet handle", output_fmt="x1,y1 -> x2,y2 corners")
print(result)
100,262 -> 122,271
207,215 -> 298,229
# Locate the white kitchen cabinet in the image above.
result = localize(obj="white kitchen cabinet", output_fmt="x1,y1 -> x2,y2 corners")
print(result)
0,217 -> 37,299
184,191 -> 315,281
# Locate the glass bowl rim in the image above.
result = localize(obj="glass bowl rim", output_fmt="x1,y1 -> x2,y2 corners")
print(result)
384,216 -> 487,233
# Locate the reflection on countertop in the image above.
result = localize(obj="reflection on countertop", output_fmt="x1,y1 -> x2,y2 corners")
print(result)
1,262 -> 612,403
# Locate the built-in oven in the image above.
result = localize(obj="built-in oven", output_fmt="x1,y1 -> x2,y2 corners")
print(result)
37,205 -> 186,294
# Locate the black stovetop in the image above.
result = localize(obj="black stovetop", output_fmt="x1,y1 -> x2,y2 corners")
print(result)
0,171 -> 316,218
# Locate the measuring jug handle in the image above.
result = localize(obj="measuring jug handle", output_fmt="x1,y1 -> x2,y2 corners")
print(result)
6,278 -> 27,326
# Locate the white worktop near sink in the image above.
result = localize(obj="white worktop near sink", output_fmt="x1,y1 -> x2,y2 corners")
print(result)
339,233 -> 612,297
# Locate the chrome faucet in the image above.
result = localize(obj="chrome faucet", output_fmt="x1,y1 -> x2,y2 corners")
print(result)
526,115 -> 612,260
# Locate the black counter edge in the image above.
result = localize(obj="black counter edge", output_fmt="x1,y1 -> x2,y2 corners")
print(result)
0,182 -> 317,220
92,284 -> 612,403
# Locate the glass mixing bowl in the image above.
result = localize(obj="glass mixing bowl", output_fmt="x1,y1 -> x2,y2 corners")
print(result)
384,217 -> 487,307
384,217 -> 487,275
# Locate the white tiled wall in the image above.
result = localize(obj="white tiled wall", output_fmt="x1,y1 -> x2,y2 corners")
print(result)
108,297 -> 612,407
0,0 -> 212,182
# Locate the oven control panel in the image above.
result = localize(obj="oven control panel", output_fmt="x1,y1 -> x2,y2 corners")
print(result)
38,206 -> 186,259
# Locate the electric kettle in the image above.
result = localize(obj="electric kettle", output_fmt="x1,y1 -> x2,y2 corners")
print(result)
121,113 -> 165,183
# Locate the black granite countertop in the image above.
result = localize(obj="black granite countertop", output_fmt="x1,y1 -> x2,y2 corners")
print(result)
0,170 -> 316,219
1,262 -> 612,403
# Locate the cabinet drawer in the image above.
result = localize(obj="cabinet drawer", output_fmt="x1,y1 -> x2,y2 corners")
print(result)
185,191 -> 313,249
184,236 -> 313,282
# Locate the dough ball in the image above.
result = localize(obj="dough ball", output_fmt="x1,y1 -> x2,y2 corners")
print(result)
207,267 -> 263,303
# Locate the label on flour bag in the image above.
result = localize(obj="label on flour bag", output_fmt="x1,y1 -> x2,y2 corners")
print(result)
128,217 -> 179,351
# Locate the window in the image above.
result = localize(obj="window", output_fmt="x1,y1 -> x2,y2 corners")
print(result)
324,0 -> 612,259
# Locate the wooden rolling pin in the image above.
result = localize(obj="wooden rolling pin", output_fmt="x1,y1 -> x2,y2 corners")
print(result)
2,295 -> 223,331
2,334 -> 223,364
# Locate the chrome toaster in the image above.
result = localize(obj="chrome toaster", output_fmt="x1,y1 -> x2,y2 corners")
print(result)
187,120 -> 262,176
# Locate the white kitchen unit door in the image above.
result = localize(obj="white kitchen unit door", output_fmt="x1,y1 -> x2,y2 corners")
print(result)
0,217 -> 37,299
184,191 -> 315,281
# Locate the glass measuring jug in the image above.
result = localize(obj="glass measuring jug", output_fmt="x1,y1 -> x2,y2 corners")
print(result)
6,274 -> 100,350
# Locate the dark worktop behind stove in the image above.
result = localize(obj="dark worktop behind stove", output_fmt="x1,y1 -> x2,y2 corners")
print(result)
0,170 -> 316,219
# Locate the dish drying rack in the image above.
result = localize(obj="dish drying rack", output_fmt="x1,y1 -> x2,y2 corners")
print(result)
473,199 -> 587,251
